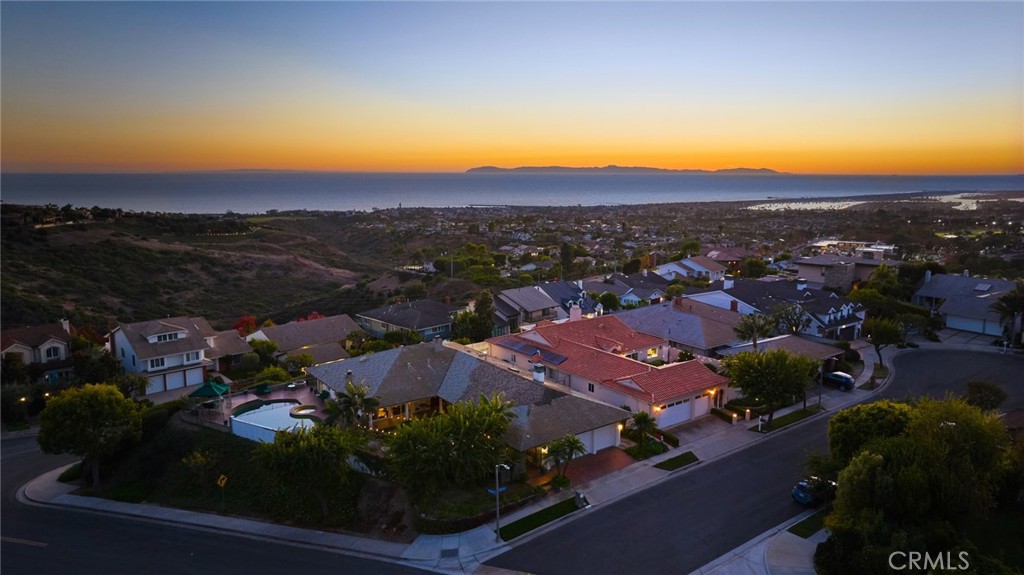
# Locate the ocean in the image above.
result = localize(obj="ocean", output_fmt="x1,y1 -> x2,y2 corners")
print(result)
1,172 -> 1021,215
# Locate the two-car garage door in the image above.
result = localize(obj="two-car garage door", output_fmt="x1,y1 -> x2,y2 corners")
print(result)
146,367 -> 205,394
656,394 -> 711,428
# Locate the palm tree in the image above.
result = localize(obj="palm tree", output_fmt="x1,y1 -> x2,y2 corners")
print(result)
630,411 -> 658,441
734,313 -> 776,352
992,281 -> 1024,347
324,381 -> 380,428
547,435 -> 587,478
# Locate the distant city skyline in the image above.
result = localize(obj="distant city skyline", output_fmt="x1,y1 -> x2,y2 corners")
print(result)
1,1 -> 1021,175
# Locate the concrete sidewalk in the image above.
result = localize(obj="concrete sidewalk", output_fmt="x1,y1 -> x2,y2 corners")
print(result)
15,336 -> 1011,574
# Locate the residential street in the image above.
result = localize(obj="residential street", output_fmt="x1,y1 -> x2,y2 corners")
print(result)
484,349 -> 1024,575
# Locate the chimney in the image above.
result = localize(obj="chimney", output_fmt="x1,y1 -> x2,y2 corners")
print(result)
723,275 -> 734,290
444,295 -> 451,305
60,318 -> 71,335
531,362 -> 545,383
796,278 -> 807,291
576,279 -> 583,290
963,269 -> 969,278
673,296 -> 684,309
642,269 -> 648,277
345,370 -> 353,385
433,337 -> 444,352
569,303 -> 582,322
924,270 -> 932,283
730,300 -> 738,312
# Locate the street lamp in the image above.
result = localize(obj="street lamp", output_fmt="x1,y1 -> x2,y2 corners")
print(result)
493,463 -> 510,542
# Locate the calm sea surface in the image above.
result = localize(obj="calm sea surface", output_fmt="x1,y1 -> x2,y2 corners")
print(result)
1,172 -> 1021,214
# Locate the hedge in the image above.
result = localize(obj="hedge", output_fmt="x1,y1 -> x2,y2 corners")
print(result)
656,428 -> 679,448
710,407 -> 734,423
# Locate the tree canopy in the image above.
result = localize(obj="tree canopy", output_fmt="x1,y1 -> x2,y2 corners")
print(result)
733,313 -> 776,351
721,349 -> 817,424
861,317 -> 901,363
38,384 -> 142,485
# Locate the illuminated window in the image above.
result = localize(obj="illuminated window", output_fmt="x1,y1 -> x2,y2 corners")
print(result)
647,348 -> 658,358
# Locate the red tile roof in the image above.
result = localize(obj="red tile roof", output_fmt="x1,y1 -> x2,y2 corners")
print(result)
523,315 -> 663,353
607,360 -> 730,404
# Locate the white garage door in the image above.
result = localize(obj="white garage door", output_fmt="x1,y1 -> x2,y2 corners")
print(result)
947,315 -> 985,334
146,375 -> 164,394
656,399 -> 692,428
165,370 -> 186,390
693,395 -> 711,418
590,425 -> 619,452
185,367 -> 204,386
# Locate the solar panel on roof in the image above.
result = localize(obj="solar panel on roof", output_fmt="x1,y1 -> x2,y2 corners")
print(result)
975,283 -> 991,291
497,338 -> 568,365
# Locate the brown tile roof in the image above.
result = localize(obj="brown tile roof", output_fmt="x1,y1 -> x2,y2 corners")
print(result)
718,334 -> 844,361
206,330 -> 253,359
1,322 -> 73,351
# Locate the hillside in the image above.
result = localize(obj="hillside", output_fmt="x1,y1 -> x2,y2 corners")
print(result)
1,213 -> 388,332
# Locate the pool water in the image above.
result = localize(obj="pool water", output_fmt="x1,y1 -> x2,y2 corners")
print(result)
231,400 -> 316,442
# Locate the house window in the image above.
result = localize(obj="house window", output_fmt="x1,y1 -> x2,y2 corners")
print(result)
185,351 -> 200,362
44,347 -> 60,360
646,348 -> 658,359
120,348 -> 125,358
587,383 -> 595,393
510,354 -> 517,364
156,333 -> 178,343
149,358 -> 165,369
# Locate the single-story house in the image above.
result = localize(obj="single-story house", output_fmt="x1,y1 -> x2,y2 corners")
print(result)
913,271 -> 1017,336
247,314 -> 361,365
355,299 -> 462,342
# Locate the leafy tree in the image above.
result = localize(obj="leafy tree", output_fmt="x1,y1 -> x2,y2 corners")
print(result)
847,287 -> 889,319
733,313 -> 776,351
991,280 -> 1024,346
621,258 -> 641,275
252,425 -> 358,521
560,242 -> 575,277
670,239 -> 702,261
249,339 -> 279,366
37,384 -> 142,485
1,353 -> 31,386
471,289 -> 495,341
827,400 -> 912,468
255,365 -> 290,383
285,353 -> 314,372
818,398 -> 1012,575
721,349 -> 817,425
862,317 -> 901,364
964,380 -> 1008,411
895,313 -> 927,344
518,273 -> 534,286
238,352 -> 260,372
598,292 -> 621,311
389,393 -> 515,500
865,263 -> 899,297
382,330 -> 422,346
771,303 -> 811,335
108,374 -> 150,399
324,381 -> 380,428
402,281 -> 428,300
738,257 -> 767,278
547,434 -> 587,479
71,340 -> 121,385
232,315 -> 257,337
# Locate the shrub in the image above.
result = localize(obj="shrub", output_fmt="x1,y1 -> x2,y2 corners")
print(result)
549,474 -> 571,490
656,429 -> 680,448
710,407 -> 734,423
676,349 -> 695,362
255,366 -> 290,383
625,439 -> 669,460
648,359 -> 666,367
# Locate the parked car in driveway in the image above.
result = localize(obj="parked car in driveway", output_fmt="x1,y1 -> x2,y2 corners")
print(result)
822,371 -> 855,391
792,476 -> 837,506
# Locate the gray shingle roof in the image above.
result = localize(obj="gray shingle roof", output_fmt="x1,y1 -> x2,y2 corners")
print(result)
914,274 -> 1016,301
256,314 -> 360,354
718,335 -> 844,361
615,298 -> 742,351
357,300 -> 460,330
207,330 -> 253,359
497,286 -> 560,313
307,342 -> 628,450
115,317 -> 214,360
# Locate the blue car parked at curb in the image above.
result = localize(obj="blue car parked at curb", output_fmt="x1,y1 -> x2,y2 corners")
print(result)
792,476 -> 837,505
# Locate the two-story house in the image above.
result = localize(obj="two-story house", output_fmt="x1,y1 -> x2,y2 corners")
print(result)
109,316 -> 249,395
493,286 -> 563,334
486,315 -> 730,428
1,320 -> 76,384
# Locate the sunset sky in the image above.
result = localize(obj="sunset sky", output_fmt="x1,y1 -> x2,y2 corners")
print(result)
2,1 -> 1021,175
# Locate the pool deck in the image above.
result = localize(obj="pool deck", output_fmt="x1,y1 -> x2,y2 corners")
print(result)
181,383 -> 327,431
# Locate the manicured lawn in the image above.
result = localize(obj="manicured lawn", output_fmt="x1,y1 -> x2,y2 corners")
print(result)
750,406 -> 822,433
788,508 -> 826,538
499,496 -> 583,541
654,451 -> 699,471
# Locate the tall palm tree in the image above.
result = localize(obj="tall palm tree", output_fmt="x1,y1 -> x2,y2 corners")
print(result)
992,281 -> 1024,346
630,411 -> 658,441
734,313 -> 776,352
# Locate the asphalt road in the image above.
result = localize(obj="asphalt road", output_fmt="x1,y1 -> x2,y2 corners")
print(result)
1,436 -> 434,575
485,349 -> 1024,575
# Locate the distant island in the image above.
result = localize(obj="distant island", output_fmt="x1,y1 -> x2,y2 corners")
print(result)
466,165 -> 785,175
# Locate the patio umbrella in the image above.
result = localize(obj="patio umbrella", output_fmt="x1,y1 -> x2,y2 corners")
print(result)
189,380 -> 230,398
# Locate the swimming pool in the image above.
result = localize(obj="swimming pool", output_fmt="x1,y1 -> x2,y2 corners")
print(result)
230,399 -> 319,443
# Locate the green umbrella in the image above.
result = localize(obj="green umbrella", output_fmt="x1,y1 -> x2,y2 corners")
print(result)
189,380 -> 230,398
